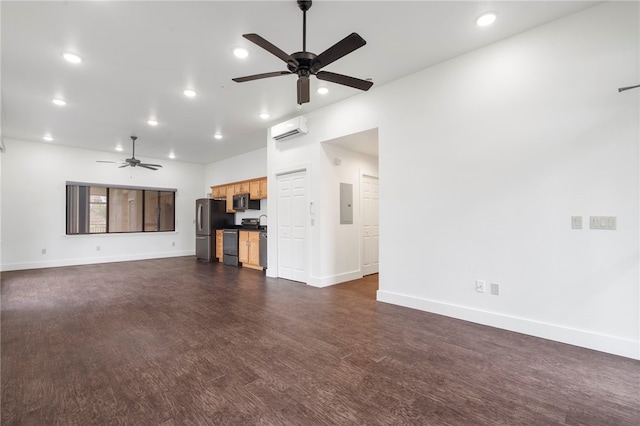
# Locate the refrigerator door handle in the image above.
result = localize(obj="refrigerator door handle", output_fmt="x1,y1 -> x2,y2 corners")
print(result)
197,204 -> 202,232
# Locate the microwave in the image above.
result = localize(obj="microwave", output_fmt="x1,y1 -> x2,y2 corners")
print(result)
232,193 -> 260,211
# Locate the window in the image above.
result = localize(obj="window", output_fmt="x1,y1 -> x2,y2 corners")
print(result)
144,190 -> 175,232
90,187 -> 107,233
66,182 -> 176,235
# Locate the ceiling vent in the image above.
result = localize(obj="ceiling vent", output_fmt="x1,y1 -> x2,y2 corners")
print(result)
271,116 -> 308,141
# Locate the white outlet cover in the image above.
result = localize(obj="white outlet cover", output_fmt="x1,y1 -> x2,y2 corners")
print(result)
491,283 -> 500,295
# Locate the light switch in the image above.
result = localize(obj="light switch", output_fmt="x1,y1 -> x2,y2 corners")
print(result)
571,216 -> 582,229
590,216 -> 617,230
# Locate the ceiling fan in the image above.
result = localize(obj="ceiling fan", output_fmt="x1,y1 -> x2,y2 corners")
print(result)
232,0 -> 373,105
97,136 -> 163,171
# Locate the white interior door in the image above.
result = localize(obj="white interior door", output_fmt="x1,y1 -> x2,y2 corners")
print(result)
361,175 -> 379,275
277,171 -> 307,282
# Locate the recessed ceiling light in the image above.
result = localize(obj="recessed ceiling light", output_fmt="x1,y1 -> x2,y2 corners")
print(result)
43,135 -> 53,141
259,113 -> 270,120
169,152 -> 176,159
52,98 -> 66,106
214,133 -> 223,140
317,87 -> 329,95
115,145 -> 124,152
476,12 -> 497,27
233,48 -> 249,59
62,52 -> 82,64
183,89 -> 197,98
147,119 -> 158,126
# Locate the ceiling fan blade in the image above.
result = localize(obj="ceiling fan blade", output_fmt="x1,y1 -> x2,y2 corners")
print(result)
96,160 -> 118,164
119,164 -> 131,168
243,33 -> 298,66
316,71 -> 373,91
297,76 -> 310,104
140,163 -> 163,168
233,71 -> 292,83
311,33 -> 366,73
138,164 -> 159,170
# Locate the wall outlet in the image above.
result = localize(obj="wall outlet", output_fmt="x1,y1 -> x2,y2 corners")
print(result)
491,283 -> 500,295
172,241 -> 176,246
96,246 -> 101,251
41,248 -> 47,255
476,280 -> 486,293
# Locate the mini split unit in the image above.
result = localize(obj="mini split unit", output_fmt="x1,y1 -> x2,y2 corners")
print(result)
271,116 -> 308,141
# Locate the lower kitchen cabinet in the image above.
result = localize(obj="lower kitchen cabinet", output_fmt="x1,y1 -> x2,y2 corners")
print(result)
238,231 -> 262,270
215,229 -> 223,262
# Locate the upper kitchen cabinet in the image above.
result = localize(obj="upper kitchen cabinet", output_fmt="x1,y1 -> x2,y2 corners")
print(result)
211,186 -> 226,200
211,177 -> 268,212
250,178 -> 268,200
235,181 -> 250,194
225,185 -> 235,213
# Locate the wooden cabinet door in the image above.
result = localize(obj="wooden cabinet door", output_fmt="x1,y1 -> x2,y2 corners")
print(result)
212,186 -> 225,199
235,182 -> 250,194
259,178 -> 268,199
250,178 -> 268,199
226,185 -> 235,212
238,231 -> 249,264
248,231 -> 261,266
249,180 -> 260,200
215,230 -> 223,261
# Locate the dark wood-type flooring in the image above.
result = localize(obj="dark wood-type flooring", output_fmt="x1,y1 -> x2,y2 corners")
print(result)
2,257 -> 639,425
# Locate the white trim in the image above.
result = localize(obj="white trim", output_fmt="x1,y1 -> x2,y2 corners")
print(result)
377,290 -> 640,360
1,251 -> 194,272
307,270 -> 363,288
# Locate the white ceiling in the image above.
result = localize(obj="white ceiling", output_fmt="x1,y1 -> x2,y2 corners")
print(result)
1,1 -> 599,165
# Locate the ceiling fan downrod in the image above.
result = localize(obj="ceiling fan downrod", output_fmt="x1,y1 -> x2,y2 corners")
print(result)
298,0 -> 312,53
130,135 -> 137,158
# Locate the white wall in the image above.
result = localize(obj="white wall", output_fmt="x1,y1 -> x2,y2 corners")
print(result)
1,138 -> 204,270
204,147 -> 267,224
268,2 -> 640,359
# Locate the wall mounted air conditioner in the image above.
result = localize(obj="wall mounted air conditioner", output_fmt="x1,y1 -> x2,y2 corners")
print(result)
271,116 -> 308,141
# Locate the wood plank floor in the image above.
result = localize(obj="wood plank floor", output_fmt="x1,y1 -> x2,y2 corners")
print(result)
1,257 -> 639,425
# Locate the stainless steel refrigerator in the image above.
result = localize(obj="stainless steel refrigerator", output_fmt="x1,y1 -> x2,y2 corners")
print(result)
195,199 -> 234,262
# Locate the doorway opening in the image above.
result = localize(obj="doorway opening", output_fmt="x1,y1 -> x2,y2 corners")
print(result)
321,128 -> 379,289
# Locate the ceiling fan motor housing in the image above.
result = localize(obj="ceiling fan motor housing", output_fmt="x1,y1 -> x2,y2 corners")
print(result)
288,51 -> 317,76
298,0 -> 312,12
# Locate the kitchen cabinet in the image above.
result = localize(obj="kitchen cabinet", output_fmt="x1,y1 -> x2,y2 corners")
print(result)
235,182 -> 250,194
215,229 -> 223,261
225,185 -> 235,213
211,185 -> 226,199
238,230 -> 262,270
211,177 -> 268,212
250,178 -> 268,200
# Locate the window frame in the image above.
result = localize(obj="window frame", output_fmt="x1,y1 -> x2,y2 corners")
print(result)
66,181 -> 177,235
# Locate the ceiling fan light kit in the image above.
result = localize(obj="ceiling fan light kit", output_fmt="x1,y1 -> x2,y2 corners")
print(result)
232,0 -> 373,105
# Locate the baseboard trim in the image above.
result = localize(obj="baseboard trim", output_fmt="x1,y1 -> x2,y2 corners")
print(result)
377,290 -> 640,360
307,270 -> 363,288
1,251 -> 195,272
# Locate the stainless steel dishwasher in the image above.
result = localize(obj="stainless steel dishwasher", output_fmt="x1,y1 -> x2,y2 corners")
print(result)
222,228 -> 239,266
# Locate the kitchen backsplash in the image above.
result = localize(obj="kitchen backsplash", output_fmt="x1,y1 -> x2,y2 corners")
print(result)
234,199 -> 267,225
